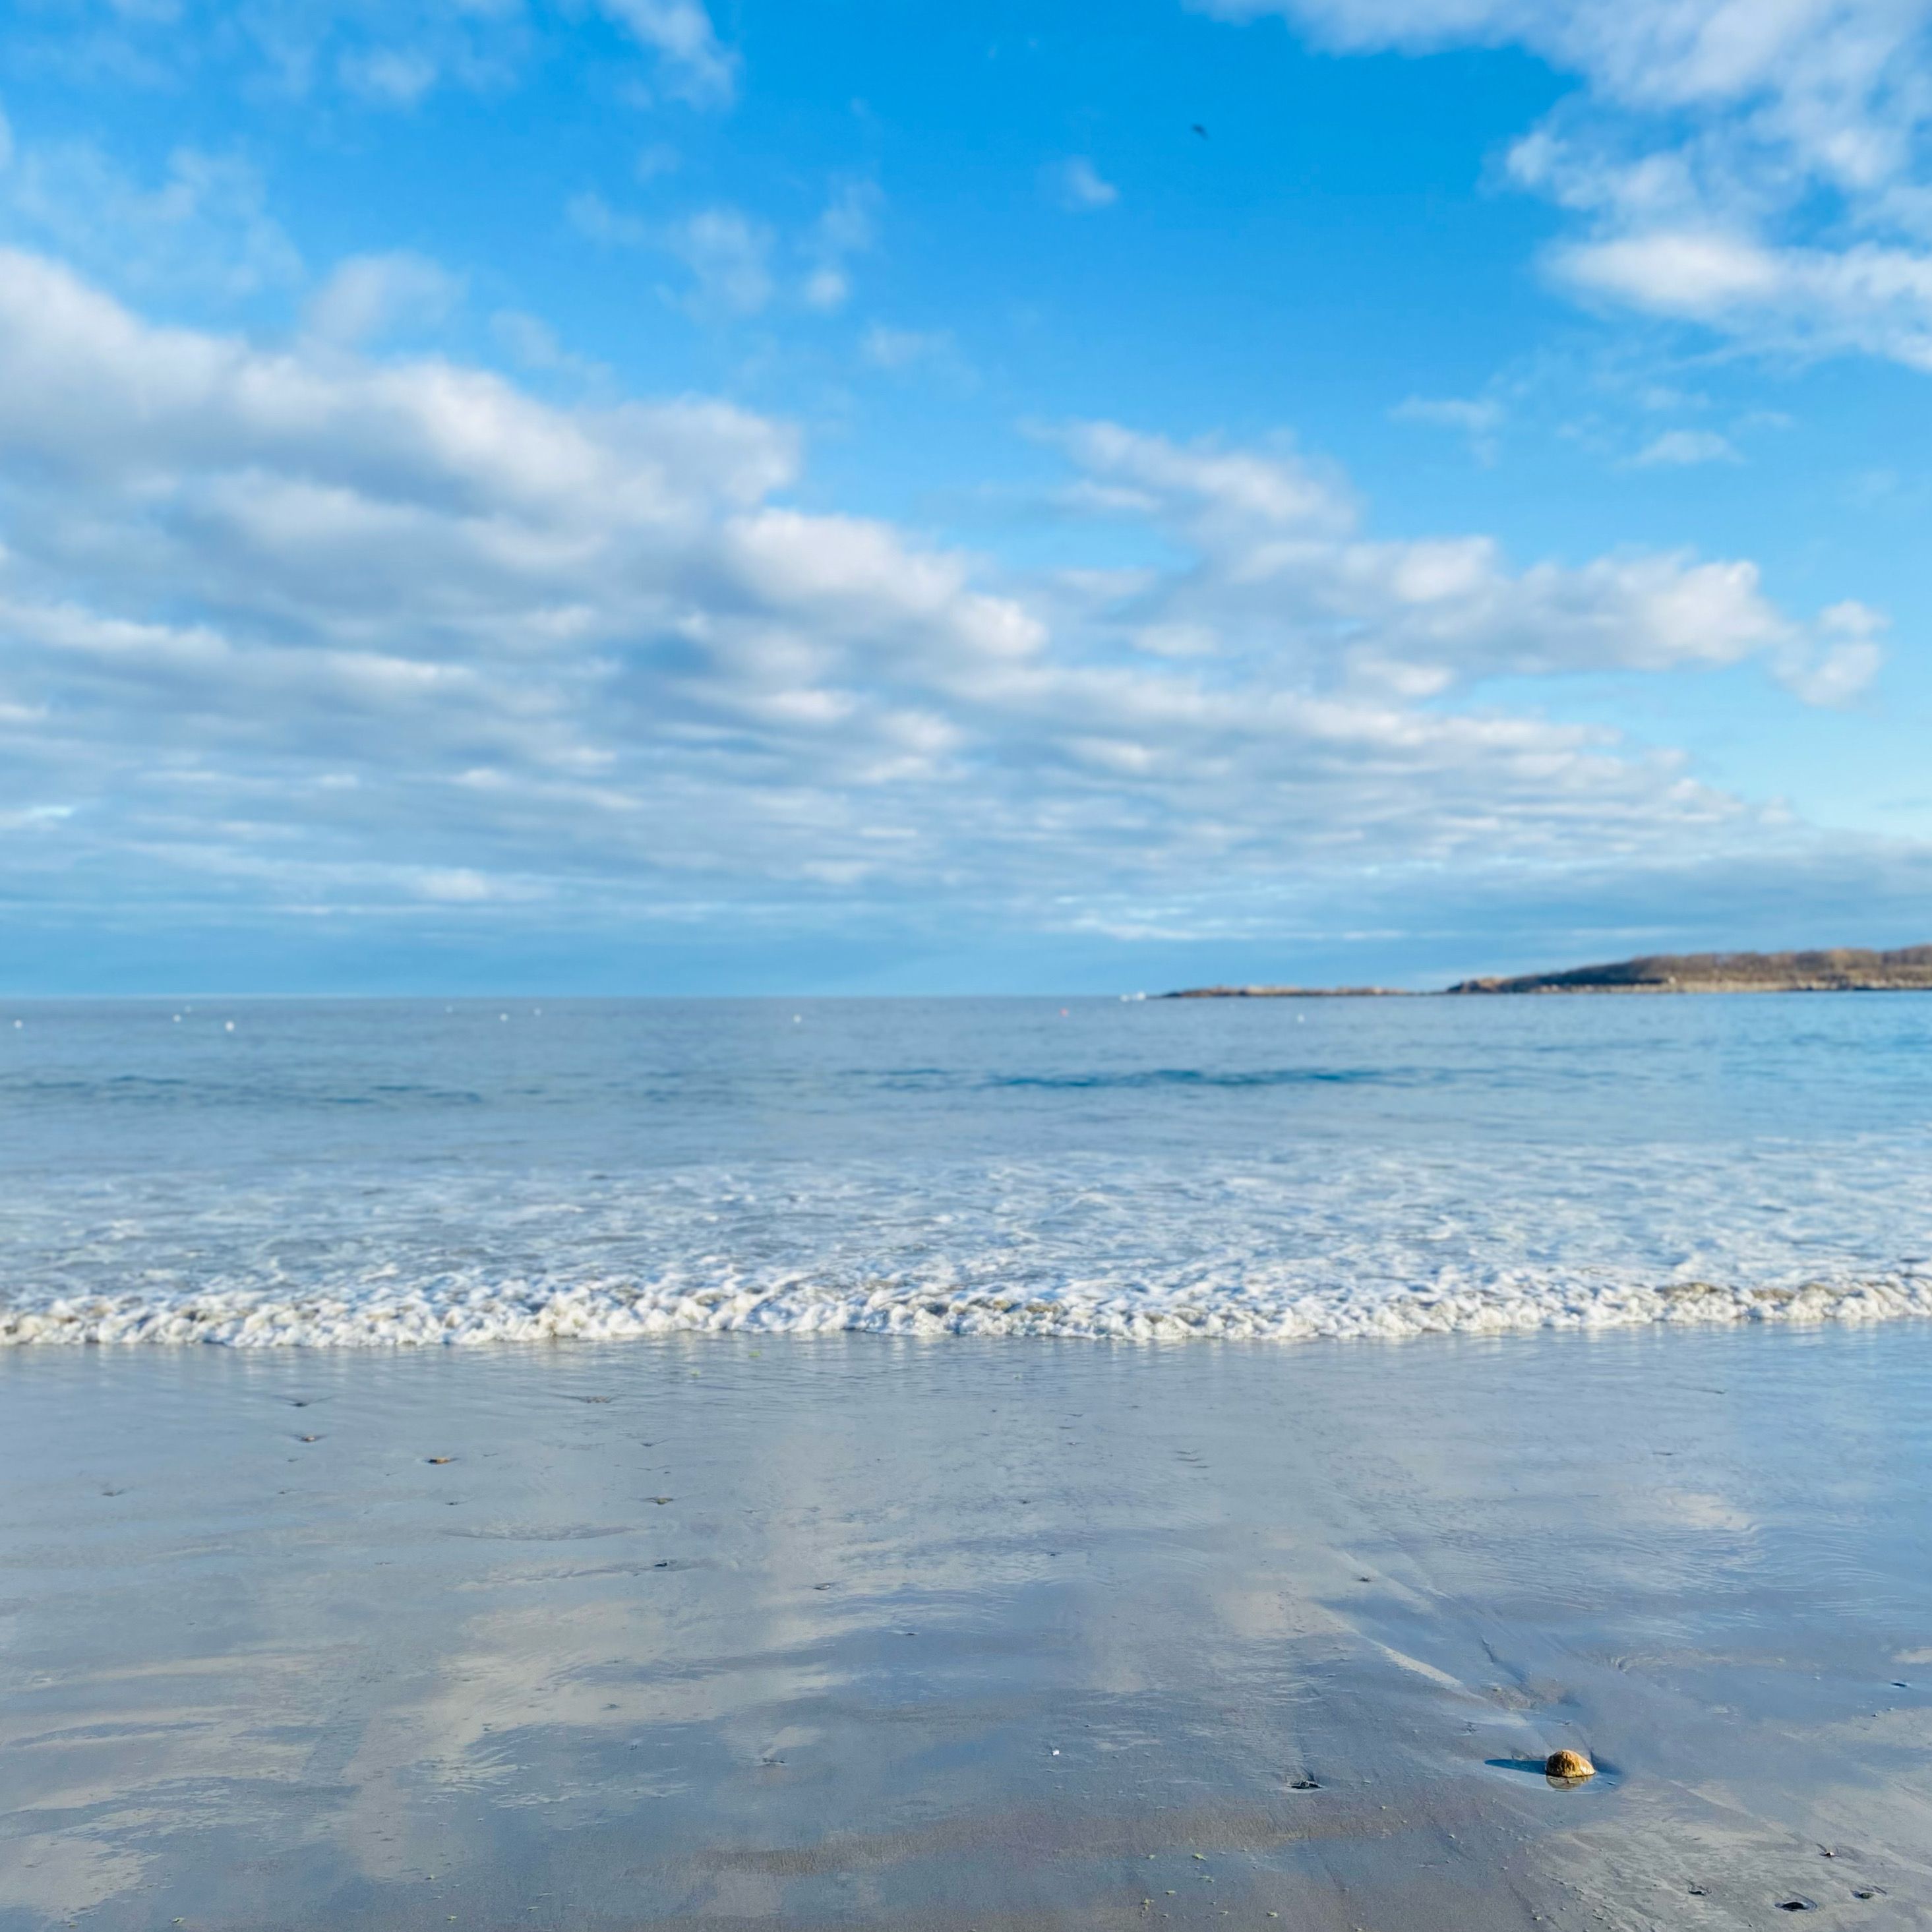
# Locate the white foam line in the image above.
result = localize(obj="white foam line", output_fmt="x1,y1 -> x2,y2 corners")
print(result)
5,1271 -> 1931,1347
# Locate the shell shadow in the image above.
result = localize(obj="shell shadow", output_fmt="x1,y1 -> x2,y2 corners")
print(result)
1486,1756 -> 1621,1790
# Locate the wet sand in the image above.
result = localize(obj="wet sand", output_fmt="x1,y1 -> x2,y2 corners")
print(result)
4,1327 -> 1932,1929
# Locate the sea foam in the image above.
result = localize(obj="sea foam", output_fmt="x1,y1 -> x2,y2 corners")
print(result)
4,1139 -> 1929,1346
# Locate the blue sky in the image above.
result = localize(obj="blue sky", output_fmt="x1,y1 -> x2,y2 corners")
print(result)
1,0 -> 1931,992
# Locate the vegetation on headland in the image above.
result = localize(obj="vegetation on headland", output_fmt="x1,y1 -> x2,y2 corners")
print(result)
1162,946 -> 1932,998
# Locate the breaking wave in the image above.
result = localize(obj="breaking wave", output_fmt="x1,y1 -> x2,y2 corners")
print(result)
4,1141 -> 1929,1346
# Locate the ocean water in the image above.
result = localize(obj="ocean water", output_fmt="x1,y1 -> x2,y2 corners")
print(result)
1,994 -> 1929,1347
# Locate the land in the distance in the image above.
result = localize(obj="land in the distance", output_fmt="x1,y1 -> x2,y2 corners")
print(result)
1164,943 -> 1932,998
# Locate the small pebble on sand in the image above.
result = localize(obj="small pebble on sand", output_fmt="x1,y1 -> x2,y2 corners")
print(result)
1544,1749 -> 1594,1781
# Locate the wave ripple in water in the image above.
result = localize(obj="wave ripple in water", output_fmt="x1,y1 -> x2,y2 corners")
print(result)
3,996 -> 1931,1347
4,1143 -> 1931,1346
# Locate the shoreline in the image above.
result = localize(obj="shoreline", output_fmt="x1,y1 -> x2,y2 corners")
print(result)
7,1266 -> 1932,1346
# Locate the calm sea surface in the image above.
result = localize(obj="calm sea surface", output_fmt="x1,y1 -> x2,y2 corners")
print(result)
1,994 -> 1929,1344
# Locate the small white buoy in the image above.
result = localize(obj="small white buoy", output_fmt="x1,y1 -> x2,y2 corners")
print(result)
224,1020 -> 235,1032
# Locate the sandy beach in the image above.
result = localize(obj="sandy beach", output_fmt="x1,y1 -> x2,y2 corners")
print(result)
5,1325 -> 1931,1929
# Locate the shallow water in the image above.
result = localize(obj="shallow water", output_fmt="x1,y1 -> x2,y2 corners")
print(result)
1,994 -> 1930,1344
3,1327 -> 1931,1929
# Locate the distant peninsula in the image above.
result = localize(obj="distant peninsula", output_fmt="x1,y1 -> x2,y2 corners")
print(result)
1162,984 -> 1411,999
1163,945 -> 1932,999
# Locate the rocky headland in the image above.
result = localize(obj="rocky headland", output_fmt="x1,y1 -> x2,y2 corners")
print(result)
1447,945 -> 1932,994
1161,984 -> 1410,998
1162,945 -> 1932,998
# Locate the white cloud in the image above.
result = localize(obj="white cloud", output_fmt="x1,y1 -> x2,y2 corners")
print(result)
862,324 -> 957,371
0,135 -> 302,301
306,251 -> 464,344
566,189 -> 650,247
634,141 -> 681,182
489,309 -> 607,382
338,44 -> 441,105
810,179 -> 880,258
1391,392 -> 1505,460
573,183 -> 870,319
0,249 -> 1887,942
798,179 -> 881,311
594,0 -> 737,107
662,205 -> 773,316
1629,427 -> 1739,467
1197,0 -> 1932,373
1559,231 -> 1932,369
1050,419 -> 1878,702
1048,156 -> 1120,212
28,1 -> 735,115
1781,600 -> 1888,706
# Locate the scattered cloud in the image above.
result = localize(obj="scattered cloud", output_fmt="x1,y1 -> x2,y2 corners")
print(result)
0,134 -> 302,301
1392,393 -> 1505,462
490,309 -> 607,382
1782,601 -> 1888,707
306,250 -> 463,345
338,44 -> 441,107
1554,229 -> 1932,371
566,189 -> 650,248
1198,0 -> 1932,375
1048,156 -> 1119,212
18,0 -> 735,115
0,249 -> 1888,949
593,0 -> 737,107
1051,419 -> 1878,704
662,204 -> 774,316
799,179 -> 882,312
1628,427 -> 1739,468
862,324 -> 957,370
572,181 -> 874,320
